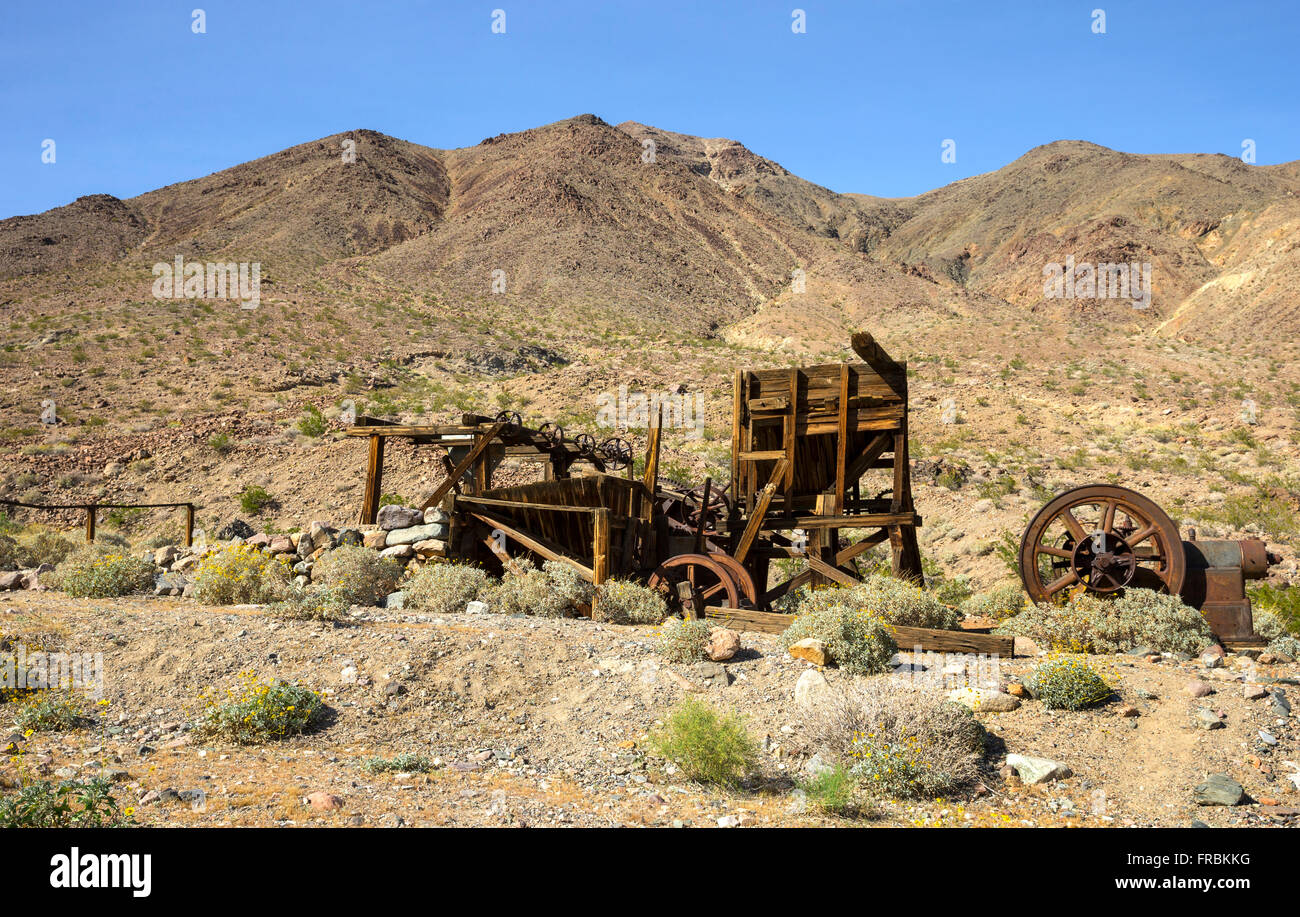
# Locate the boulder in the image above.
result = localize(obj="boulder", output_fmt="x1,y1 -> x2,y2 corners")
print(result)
385,523 -> 447,547
423,506 -> 450,526
268,536 -> 294,554
788,638 -> 828,666
335,528 -> 363,547
377,505 -> 423,531
1185,680 -> 1215,698
412,539 -> 446,557
246,533 -> 271,549
380,544 -> 415,560
1194,774 -> 1245,806
305,791 -> 343,811
706,628 -> 741,662
948,687 -> 1020,712
1006,753 -> 1072,784
153,545 -> 180,567
0,572 -> 23,591
794,669 -> 829,708
362,531 -> 387,550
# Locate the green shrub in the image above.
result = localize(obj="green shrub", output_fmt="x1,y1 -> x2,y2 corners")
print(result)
488,558 -> 592,617
192,544 -> 290,605
797,764 -> 858,816
404,561 -> 493,615
0,534 -> 17,571
657,617 -> 712,663
995,591 -> 1212,655
208,432 -> 233,454
296,404 -> 327,437
359,752 -> 436,774
780,598 -> 898,675
808,681 -> 985,799
54,548 -> 154,598
1025,656 -> 1113,710
15,530 -> 76,568
0,778 -> 133,828
964,582 -> 1027,621
195,676 -> 324,745
1267,634 -> 1300,659
594,578 -> 667,625
783,575 -> 959,631
12,691 -> 87,731
268,586 -> 351,622
238,485 -> 275,515
1250,584 -> 1300,634
651,697 -> 758,786
312,546 -> 401,606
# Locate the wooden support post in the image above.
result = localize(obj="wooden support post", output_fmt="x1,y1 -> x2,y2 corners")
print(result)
591,508 -> 611,617
85,505 -> 96,544
360,434 -> 385,525
420,419 -> 507,511
184,504 -> 195,548
730,369 -> 742,506
693,476 -> 711,555
734,458 -> 787,565
835,363 -> 849,511
642,406 -> 662,495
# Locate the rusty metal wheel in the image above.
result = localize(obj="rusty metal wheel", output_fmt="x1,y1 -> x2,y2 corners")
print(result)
1019,484 -> 1185,603
494,411 -> 522,431
538,422 -> 565,447
705,552 -> 758,607
599,437 -> 632,470
647,553 -> 742,615
573,433 -> 596,456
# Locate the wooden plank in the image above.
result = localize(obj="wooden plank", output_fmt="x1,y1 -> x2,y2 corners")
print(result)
702,607 -> 1015,655
465,509 -> 595,581
738,450 -> 788,462
806,554 -> 859,587
456,495 -> 593,513
360,433 -> 385,525
85,506 -> 96,544
731,369 -> 742,506
693,477 -> 711,555
592,507 -> 611,588
784,369 -> 797,495
420,419 -> 507,510
835,363 -> 849,510
836,530 -> 889,565
642,408 -> 662,494
733,458 -> 787,564
785,512 -> 920,529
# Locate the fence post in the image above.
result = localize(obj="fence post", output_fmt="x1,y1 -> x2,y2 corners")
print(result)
85,505 -> 96,544
184,504 -> 195,547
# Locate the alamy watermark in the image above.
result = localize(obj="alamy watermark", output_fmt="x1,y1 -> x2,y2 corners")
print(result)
596,384 -> 704,439
152,256 -> 261,310
1,642 -> 104,701
1043,256 -> 1151,310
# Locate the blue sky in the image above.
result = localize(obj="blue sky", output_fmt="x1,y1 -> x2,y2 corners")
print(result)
1,0 -> 1296,218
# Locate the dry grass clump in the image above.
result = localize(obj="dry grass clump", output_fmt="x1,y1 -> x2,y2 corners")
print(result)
193,544 -> 291,605
995,590 -> 1212,655
403,561 -> 493,615
488,558 -> 593,617
268,586 -> 351,622
656,617 -> 712,663
593,579 -> 667,625
963,581 -> 1027,621
1,529 -> 78,569
650,697 -> 758,786
312,546 -> 401,606
806,680 -> 985,799
780,597 -> 898,675
53,548 -> 154,598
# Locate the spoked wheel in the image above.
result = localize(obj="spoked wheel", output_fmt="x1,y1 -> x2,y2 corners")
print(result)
573,433 -> 596,456
599,437 -> 632,470
705,552 -> 757,607
648,553 -> 743,616
494,411 -> 522,431
685,483 -> 732,532
538,422 -> 565,447
1019,484 -> 1186,604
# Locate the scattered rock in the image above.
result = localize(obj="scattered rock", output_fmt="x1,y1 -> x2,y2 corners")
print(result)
794,669 -> 829,708
1244,684 -> 1269,700
948,687 -> 1020,712
706,628 -> 741,662
1194,774 -> 1245,806
1185,680 -> 1215,698
377,504 -> 423,531
1005,753 -> 1072,784
788,638 -> 828,666
1193,707 -> 1225,729
306,791 -> 343,811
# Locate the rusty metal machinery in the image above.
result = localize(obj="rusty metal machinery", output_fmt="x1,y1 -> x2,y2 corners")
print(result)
1019,484 -> 1282,644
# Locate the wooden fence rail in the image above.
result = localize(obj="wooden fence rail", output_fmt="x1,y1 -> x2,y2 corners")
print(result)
0,499 -> 196,548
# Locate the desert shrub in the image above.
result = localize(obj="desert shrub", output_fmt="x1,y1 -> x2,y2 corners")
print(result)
964,582 -> 1027,621
208,432 -> 233,454
192,544 -> 290,605
807,681 -> 985,799
650,697 -> 758,786
359,752 -> 436,774
238,484 -> 275,515
296,404 -> 327,437
1250,583 -> 1300,634
797,764 -> 858,816
195,675 -> 324,744
657,617 -> 712,663
995,590 -> 1212,655
15,530 -> 76,568
54,548 -> 154,598
312,546 -> 401,606
268,586 -> 350,622
0,778 -> 132,828
785,575 -> 959,631
1025,656 -> 1113,710
594,578 -> 667,625
0,534 -> 17,570
1268,634 -> 1300,659
780,599 -> 898,675
404,561 -> 493,615
488,558 -> 592,618
12,691 -> 87,731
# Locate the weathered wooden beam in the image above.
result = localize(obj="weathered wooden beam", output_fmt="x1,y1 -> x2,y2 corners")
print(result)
806,555 -> 859,587
464,508 -> 594,581
360,434 -> 385,525
733,458 -> 788,565
420,419 -> 507,511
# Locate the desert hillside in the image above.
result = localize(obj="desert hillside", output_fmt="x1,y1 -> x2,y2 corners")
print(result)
1,114 -> 1297,592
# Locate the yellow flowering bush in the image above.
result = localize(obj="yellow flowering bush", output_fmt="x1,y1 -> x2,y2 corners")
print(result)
995,590 -> 1212,654
1025,655 -> 1113,710
194,673 -> 324,744
54,548 -> 154,598
12,691 -> 87,732
780,599 -> 898,675
193,544 -> 290,605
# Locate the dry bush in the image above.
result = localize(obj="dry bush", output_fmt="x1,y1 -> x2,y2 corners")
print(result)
786,575 -> 959,631
53,547 -> 154,598
488,558 -> 592,618
404,561 -> 493,615
806,680 -> 985,799
656,617 -> 712,663
593,579 -> 666,625
995,590 -> 1212,655
780,599 -> 898,675
1025,656 -> 1113,710
963,581 -> 1027,621
312,545 -> 401,606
